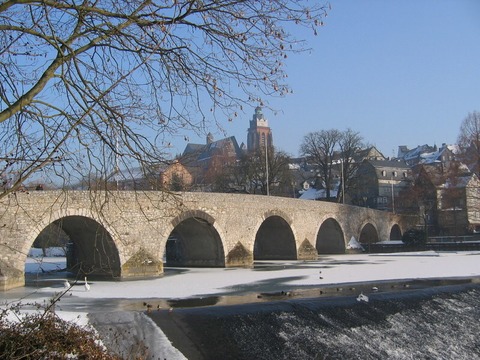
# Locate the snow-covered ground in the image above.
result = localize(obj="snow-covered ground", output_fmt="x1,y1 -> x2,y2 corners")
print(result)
3,249 -> 480,360
25,248 -> 67,274
15,249 -> 480,300
28,247 -> 66,257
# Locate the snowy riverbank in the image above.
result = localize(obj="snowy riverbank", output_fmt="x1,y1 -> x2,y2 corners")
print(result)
3,250 -> 480,359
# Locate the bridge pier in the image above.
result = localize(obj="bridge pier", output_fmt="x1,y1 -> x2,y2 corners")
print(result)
121,250 -> 164,278
225,242 -> 254,267
297,239 -> 319,260
0,265 -> 24,291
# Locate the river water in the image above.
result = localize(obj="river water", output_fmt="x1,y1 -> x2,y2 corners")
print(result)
87,282 -> 480,360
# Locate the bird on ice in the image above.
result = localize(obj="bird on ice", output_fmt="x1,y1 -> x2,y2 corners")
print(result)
64,280 -> 71,289
84,277 -> 90,291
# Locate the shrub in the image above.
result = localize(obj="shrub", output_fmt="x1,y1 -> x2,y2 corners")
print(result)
0,302 -> 120,360
402,228 -> 427,247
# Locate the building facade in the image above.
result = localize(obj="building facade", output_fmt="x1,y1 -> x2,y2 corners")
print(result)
182,134 -> 243,190
436,174 -> 480,235
349,159 -> 412,211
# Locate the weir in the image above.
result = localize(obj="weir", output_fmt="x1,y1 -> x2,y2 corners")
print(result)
87,282 -> 480,359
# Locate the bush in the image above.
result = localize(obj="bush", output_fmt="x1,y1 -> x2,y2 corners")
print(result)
0,302 -> 120,360
402,228 -> 427,247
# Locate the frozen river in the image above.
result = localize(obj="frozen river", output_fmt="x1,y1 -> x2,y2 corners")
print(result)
3,250 -> 480,310
2,250 -> 480,359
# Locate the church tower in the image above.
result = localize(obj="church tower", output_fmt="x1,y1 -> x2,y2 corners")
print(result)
247,107 -> 273,152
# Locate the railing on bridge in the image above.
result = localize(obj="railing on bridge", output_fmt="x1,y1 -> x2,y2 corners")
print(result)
428,235 -> 480,243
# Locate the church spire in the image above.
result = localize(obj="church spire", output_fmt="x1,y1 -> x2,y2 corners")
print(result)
247,107 -> 273,152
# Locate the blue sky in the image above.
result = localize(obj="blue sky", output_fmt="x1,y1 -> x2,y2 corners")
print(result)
177,0 -> 480,158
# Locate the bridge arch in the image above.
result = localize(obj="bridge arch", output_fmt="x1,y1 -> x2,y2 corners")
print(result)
253,211 -> 297,260
359,222 -> 379,245
390,224 -> 402,240
26,209 -> 121,278
166,210 -> 225,267
316,218 -> 346,254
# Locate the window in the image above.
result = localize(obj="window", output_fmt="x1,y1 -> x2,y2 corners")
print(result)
377,196 -> 388,204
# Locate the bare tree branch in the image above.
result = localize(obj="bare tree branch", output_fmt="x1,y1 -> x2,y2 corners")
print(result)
0,0 -> 328,197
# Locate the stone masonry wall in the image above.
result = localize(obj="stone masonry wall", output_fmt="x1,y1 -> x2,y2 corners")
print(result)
0,190 -> 415,290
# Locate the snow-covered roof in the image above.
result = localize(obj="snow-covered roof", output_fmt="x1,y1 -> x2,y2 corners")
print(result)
419,151 -> 441,164
299,187 -> 338,200
418,144 -> 459,165
403,145 -> 433,161
400,144 -> 459,166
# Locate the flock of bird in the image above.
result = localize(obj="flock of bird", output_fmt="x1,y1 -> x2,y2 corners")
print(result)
63,277 -> 90,291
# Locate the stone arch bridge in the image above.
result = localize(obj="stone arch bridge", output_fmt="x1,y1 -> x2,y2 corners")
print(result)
0,191 -> 416,290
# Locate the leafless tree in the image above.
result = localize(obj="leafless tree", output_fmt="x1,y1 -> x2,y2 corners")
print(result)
0,0 -> 329,198
457,111 -> 480,174
300,129 -> 342,201
337,128 -> 364,203
300,128 -> 364,202
458,111 -> 480,147
397,165 -> 437,233
228,147 -> 292,195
